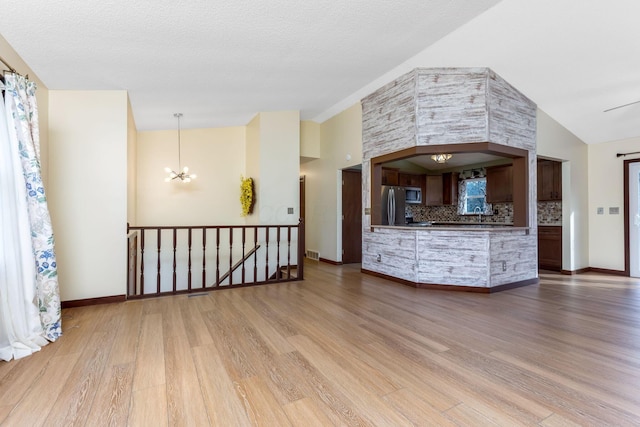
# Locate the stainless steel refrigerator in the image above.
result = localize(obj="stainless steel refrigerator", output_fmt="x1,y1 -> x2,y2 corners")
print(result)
381,186 -> 406,225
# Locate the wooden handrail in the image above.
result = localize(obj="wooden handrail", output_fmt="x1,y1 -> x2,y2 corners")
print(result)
216,244 -> 261,285
126,222 -> 303,298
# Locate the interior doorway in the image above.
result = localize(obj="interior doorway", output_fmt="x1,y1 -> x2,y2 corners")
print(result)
625,159 -> 640,277
342,169 -> 362,264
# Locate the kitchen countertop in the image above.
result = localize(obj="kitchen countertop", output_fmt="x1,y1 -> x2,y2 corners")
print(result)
373,222 -> 528,231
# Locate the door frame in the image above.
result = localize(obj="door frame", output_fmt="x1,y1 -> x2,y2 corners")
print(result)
623,158 -> 640,276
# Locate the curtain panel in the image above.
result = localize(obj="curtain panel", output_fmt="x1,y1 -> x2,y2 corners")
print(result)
0,73 -> 61,361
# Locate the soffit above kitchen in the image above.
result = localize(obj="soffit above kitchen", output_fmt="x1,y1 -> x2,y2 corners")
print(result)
1,0 -> 639,145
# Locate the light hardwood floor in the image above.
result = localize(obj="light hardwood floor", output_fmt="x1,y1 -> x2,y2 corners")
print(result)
2,262 -> 640,426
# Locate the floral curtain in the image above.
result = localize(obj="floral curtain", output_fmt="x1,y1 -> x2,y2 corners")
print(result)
0,73 -> 61,361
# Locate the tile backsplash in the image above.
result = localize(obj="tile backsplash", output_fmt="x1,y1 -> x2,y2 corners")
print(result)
537,201 -> 562,224
406,200 -> 562,225
406,203 -> 513,223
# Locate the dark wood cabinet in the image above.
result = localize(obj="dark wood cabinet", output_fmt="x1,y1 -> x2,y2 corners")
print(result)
442,172 -> 459,206
398,172 -> 423,188
425,175 -> 443,206
538,226 -> 562,271
537,159 -> 562,201
381,168 -> 399,186
486,164 -> 513,203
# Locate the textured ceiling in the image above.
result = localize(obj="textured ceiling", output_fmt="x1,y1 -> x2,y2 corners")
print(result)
1,0 -> 639,144
0,0 -> 500,130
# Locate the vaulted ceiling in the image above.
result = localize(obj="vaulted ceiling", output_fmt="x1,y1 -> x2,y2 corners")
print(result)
1,0 -> 639,144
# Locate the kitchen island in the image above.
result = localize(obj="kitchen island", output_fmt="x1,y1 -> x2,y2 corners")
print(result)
362,225 -> 537,292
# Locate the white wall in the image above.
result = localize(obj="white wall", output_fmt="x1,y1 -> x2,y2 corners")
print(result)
301,103 -> 362,262
249,111 -> 301,225
536,109 -> 589,271
48,90 -> 129,301
127,97 -> 137,225
588,136 -> 640,271
136,126 -> 246,225
245,114 -> 261,225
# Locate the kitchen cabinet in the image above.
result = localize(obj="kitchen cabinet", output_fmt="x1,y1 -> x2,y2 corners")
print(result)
382,168 -> 399,186
538,226 -> 562,271
537,159 -> 562,201
425,175 -> 443,206
486,164 -> 512,203
398,172 -> 423,188
442,172 -> 459,205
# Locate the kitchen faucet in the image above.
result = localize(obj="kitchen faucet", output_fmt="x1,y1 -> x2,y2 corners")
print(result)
474,206 -> 483,223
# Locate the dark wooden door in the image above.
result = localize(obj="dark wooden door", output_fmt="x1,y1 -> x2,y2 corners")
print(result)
342,170 -> 362,263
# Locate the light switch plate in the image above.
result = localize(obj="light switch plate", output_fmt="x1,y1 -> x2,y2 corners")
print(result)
287,207 -> 294,214
364,207 -> 371,215
597,207 -> 604,215
609,207 -> 620,215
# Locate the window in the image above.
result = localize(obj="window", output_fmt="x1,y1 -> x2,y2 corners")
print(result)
459,177 -> 491,215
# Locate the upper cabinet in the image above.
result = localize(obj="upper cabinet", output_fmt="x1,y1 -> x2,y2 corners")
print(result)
442,172 -> 459,206
398,172 -> 423,188
425,175 -> 443,206
537,159 -> 562,201
381,168 -> 399,186
486,164 -> 513,203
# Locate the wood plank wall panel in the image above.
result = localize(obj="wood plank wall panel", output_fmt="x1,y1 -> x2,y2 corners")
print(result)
361,70 -> 417,160
416,231 -> 490,287
415,69 -> 489,146
361,67 -> 538,288
489,232 -> 538,287
362,228 -> 417,282
487,70 -> 537,151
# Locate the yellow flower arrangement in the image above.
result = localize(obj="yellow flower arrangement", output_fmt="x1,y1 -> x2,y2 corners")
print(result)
240,176 -> 255,216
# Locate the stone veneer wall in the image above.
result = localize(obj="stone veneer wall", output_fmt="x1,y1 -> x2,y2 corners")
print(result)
362,68 -> 538,230
361,67 -> 539,287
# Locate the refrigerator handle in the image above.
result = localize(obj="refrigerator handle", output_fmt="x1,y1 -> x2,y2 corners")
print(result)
389,188 -> 395,225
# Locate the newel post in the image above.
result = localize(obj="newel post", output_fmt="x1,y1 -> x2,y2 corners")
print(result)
297,218 -> 304,280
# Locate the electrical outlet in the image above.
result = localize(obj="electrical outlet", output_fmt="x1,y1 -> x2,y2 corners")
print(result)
287,207 -> 294,214
376,254 -> 381,262
502,261 -> 507,272
609,207 -> 620,215
597,207 -> 604,215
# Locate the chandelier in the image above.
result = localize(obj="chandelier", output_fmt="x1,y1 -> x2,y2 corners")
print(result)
431,153 -> 453,164
165,113 -> 196,182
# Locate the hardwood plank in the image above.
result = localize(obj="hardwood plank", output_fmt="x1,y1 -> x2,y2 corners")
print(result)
444,402 -> 503,426
164,334 -> 210,426
191,344 -> 252,426
192,345 -> 251,426
107,301 -> 143,366
0,405 -> 11,424
282,350 -> 372,426
282,397 -> 334,426
2,263 -> 640,426
44,330 -> 116,426
540,413 -> 585,427
236,375 -> 292,426
85,362 -> 134,426
178,297 -> 213,347
288,334 -> 413,426
0,340 -> 59,406
132,313 -> 165,391
130,384 -> 167,427
381,387 -> 457,426
2,352 -> 80,426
